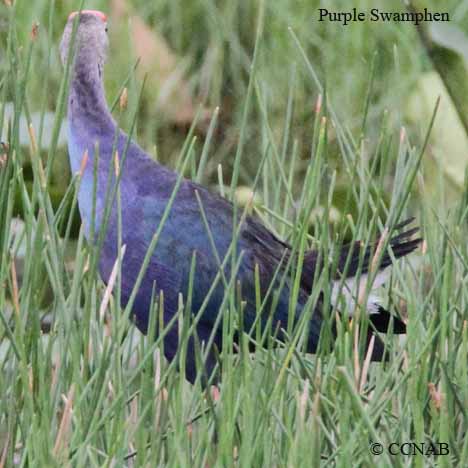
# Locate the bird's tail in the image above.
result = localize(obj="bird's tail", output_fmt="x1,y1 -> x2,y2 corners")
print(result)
303,218 -> 421,360
333,217 -> 421,280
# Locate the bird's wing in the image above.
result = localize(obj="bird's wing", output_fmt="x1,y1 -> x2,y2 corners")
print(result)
125,155 -> 297,323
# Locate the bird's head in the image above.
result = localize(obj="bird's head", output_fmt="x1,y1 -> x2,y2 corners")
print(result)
60,10 -> 109,68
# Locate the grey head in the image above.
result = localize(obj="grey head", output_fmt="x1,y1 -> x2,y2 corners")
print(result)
59,10 -> 109,70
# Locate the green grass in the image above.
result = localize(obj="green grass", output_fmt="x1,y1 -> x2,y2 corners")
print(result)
1,0 -> 468,466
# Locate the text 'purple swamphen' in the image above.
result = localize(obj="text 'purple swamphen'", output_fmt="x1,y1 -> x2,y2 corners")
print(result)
59,11 -> 420,385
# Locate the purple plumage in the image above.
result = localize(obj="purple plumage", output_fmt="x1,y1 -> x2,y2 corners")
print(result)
60,11 -> 420,384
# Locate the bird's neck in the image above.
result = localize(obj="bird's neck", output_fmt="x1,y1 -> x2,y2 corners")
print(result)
68,45 -> 115,140
67,47 -> 119,237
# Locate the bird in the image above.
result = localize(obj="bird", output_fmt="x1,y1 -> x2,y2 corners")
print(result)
59,10 -> 420,385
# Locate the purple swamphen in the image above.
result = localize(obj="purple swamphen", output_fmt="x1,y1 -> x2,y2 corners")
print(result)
59,11 -> 420,384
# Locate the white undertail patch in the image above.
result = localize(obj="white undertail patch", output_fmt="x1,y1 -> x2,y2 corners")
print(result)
330,268 -> 391,316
